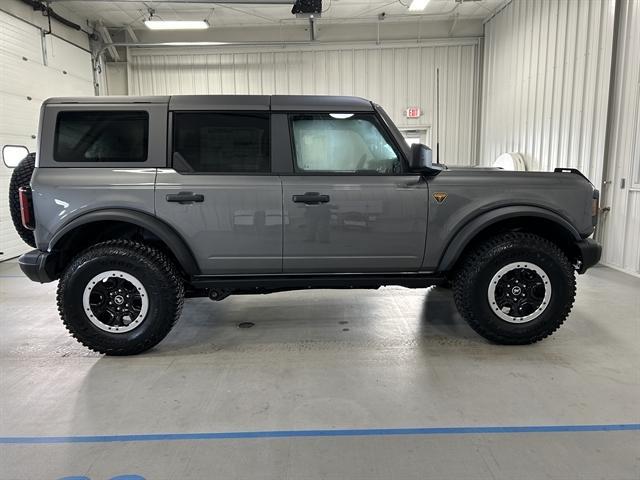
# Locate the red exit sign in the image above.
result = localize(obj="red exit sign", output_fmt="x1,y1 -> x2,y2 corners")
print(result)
406,107 -> 422,118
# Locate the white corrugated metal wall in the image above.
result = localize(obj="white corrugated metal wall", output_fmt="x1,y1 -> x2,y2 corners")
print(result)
126,40 -> 480,166
600,0 -> 640,275
480,0 -> 640,277
0,10 -> 95,260
480,0 -> 616,188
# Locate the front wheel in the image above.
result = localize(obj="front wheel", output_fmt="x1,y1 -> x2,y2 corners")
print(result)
57,240 -> 184,355
452,232 -> 576,344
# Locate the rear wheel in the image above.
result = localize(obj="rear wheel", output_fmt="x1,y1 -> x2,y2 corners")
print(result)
57,240 -> 184,355
453,232 -> 576,344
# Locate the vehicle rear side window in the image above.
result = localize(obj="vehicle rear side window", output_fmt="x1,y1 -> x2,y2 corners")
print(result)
54,111 -> 149,163
290,113 -> 402,174
172,112 -> 270,173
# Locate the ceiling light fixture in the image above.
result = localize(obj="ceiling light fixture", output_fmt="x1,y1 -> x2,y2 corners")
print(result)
144,20 -> 210,30
408,0 -> 432,12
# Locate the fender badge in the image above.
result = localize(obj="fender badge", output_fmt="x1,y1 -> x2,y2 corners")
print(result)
433,192 -> 448,203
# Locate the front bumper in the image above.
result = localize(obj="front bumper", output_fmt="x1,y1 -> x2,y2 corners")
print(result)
18,249 -> 57,283
575,238 -> 602,274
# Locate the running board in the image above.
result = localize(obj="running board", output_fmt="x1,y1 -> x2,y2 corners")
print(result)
190,272 -> 446,292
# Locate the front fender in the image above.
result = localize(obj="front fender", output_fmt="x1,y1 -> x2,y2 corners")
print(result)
435,206 -> 582,272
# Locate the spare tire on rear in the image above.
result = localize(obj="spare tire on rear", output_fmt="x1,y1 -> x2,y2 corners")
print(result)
8,152 -> 36,248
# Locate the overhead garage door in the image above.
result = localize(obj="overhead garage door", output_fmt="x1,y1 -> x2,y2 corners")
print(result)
0,10 -> 94,260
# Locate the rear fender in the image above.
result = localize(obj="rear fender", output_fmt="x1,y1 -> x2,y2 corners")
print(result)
49,209 -> 200,276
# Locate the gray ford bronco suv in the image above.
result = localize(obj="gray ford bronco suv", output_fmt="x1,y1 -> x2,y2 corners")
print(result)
8,95 -> 601,355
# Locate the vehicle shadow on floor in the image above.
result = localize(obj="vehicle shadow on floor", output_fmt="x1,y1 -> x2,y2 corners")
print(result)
143,286 -> 486,356
416,286 -> 482,344
150,269 -> 622,356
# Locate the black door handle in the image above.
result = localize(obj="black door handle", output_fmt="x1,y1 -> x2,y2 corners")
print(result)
166,192 -> 204,204
292,192 -> 330,204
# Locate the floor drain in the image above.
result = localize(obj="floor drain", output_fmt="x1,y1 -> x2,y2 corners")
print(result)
238,322 -> 255,329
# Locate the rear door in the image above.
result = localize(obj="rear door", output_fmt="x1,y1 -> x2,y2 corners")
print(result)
281,112 -> 428,273
156,100 -> 282,275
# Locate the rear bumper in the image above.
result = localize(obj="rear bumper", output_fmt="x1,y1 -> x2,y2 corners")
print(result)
575,238 -> 602,274
18,249 -> 57,283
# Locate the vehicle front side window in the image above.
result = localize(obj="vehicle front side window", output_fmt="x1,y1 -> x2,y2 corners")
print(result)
172,112 -> 270,173
290,113 -> 402,174
54,111 -> 148,163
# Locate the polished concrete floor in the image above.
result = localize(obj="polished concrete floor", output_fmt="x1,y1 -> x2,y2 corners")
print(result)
0,259 -> 638,480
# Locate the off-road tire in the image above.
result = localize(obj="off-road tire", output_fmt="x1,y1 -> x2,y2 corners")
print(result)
8,153 -> 36,248
453,232 -> 576,344
57,240 -> 184,355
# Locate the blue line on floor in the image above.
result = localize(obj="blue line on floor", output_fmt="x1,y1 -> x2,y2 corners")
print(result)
1,424 -> 638,445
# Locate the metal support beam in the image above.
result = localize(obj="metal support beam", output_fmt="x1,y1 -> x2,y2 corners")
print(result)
448,12 -> 459,36
50,0 -> 293,3
96,22 -> 119,61
597,0 -> 624,242
93,41 -> 296,60
125,26 -> 139,44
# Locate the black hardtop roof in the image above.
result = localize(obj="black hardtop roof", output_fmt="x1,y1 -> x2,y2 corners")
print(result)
44,95 -> 374,111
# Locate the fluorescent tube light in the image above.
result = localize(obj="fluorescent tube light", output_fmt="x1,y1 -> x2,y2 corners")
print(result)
408,0 -> 431,12
144,20 -> 210,30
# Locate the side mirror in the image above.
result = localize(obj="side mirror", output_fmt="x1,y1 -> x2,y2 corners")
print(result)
409,143 -> 442,175
2,145 -> 29,168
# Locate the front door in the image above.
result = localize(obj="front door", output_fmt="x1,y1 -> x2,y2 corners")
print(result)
156,111 -> 282,275
282,112 -> 428,273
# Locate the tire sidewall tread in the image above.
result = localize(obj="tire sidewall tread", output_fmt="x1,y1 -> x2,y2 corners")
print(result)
453,232 -> 576,345
57,240 -> 184,355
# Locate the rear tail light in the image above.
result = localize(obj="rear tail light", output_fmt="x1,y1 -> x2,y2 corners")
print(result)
18,186 -> 35,230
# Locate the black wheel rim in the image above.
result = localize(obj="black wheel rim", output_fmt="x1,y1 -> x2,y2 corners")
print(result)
487,262 -> 551,323
83,270 -> 148,333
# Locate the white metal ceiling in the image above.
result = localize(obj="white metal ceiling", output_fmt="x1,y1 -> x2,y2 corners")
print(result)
50,0 -> 507,29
